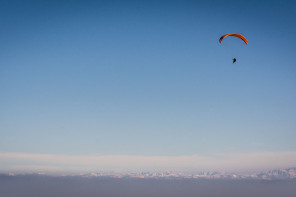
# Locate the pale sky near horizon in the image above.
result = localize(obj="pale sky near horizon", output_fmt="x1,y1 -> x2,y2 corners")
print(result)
1,0 -> 296,172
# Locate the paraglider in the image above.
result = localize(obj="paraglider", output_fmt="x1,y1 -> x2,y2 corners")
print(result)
219,33 -> 248,63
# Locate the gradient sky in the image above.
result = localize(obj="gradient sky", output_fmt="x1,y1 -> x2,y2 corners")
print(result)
1,0 -> 296,172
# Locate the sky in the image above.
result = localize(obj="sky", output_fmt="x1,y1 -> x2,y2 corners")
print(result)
1,0 -> 296,173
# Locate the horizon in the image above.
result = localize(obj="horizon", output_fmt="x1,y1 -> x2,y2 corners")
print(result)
2,166 -> 296,180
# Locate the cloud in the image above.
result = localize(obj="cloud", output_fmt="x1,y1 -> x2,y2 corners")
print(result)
0,152 -> 295,174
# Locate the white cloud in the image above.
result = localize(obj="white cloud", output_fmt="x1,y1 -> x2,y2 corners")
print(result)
0,152 -> 295,174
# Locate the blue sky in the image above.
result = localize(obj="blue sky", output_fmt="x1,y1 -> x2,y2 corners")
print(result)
1,0 -> 296,172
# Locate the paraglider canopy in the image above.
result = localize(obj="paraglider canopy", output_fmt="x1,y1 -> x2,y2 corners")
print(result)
219,34 -> 248,45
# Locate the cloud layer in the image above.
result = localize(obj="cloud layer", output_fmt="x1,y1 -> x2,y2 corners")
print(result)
1,152 -> 296,174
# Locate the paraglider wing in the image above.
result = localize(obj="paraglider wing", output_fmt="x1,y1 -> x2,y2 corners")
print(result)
219,34 -> 248,44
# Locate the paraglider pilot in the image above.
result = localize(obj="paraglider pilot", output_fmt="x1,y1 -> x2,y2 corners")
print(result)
233,58 -> 236,63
